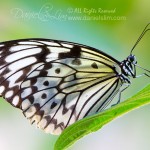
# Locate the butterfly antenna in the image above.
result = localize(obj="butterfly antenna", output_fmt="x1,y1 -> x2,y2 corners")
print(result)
130,23 -> 150,54
135,64 -> 150,73
135,64 -> 150,77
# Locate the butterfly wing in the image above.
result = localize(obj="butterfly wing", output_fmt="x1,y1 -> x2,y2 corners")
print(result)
0,39 -> 122,135
0,39 -> 52,107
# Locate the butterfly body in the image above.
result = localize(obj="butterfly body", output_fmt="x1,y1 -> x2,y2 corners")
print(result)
0,38 -> 139,135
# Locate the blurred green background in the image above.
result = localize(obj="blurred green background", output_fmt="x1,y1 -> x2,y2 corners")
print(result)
0,0 -> 150,150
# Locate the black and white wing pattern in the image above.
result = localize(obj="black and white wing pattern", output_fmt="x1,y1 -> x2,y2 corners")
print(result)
0,39 -> 122,135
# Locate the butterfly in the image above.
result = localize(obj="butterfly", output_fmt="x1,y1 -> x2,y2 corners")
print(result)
0,24 -> 149,135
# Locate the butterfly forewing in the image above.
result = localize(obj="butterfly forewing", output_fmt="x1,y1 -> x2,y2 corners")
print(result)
0,39 -> 122,135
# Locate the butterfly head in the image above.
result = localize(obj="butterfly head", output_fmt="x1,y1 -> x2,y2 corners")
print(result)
127,54 -> 137,65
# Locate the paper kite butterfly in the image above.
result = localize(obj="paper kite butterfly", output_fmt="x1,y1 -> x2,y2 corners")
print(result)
0,24 -> 149,135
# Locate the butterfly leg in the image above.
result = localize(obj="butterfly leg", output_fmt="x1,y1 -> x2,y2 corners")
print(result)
111,83 -> 130,107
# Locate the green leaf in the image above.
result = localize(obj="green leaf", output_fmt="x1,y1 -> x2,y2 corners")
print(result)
54,84 -> 150,150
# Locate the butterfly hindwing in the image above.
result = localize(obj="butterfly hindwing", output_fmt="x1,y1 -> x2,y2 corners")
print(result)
20,53 -> 121,134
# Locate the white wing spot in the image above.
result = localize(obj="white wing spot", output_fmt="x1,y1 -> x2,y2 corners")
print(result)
9,45 -> 36,52
8,57 -> 37,71
38,118 -> 47,129
0,86 -> 5,94
21,88 -> 32,98
24,106 -> 36,118
48,47 -> 70,53
21,80 -> 31,88
5,90 -> 14,98
0,44 -> 4,47
28,71 -> 40,78
37,65 -> 44,70
18,41 -> 43,45
6,71 -> 23,87
31,115 -> 41,125
44,123 -> 55,134
62,43 -> 73,48
39,41 -> 60,46
22,99 -> 31,110
46,53 -> 58,59
53,127 -> 62,135
12,96 -> 19,106
0,67 -> 5,73
5,48 -> 42,63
